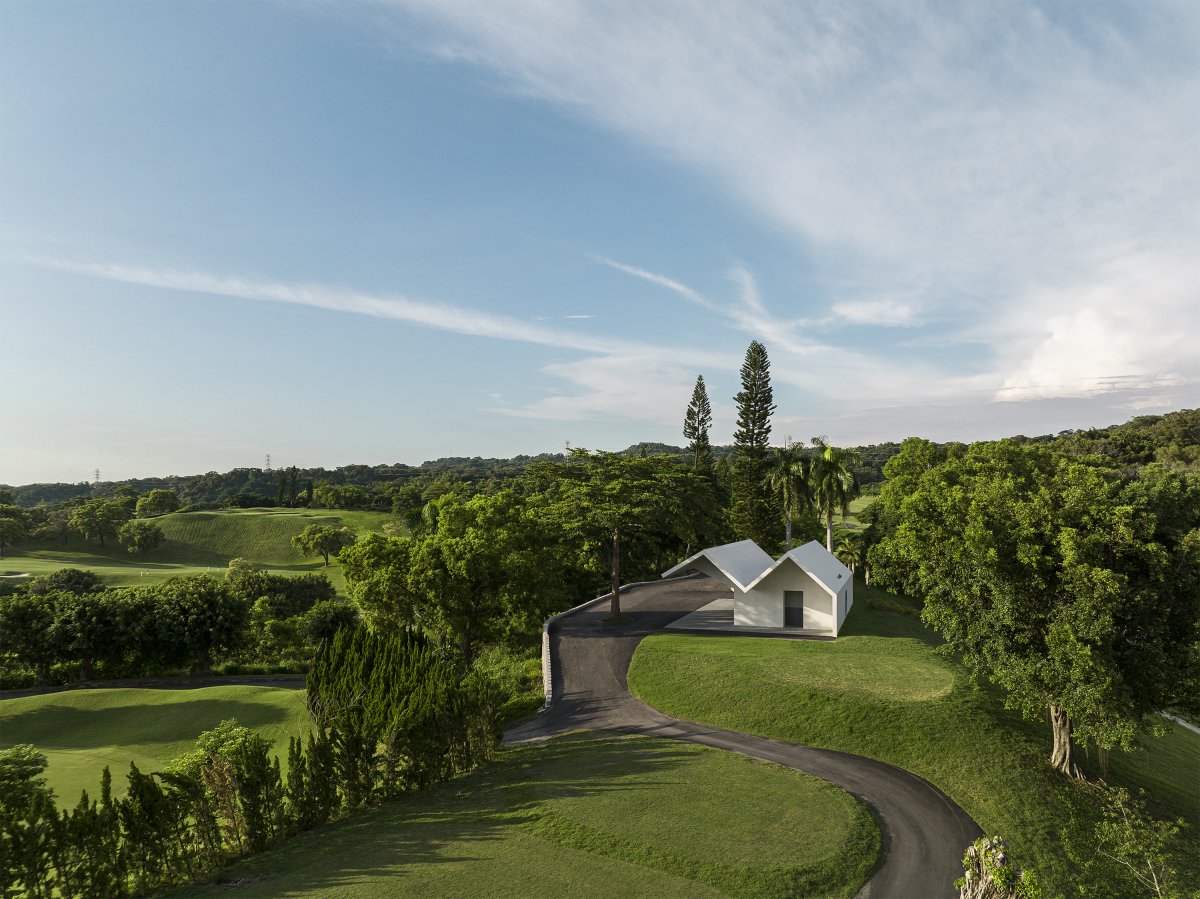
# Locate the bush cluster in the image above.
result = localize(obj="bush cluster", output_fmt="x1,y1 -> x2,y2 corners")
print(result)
0,569 -> 355,687
0,628 -> 496,897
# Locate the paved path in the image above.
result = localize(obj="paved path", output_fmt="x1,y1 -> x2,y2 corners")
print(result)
506,576 -> 981,899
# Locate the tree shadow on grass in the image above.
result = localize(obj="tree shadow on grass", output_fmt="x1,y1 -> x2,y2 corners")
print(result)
0,698 -> 299,751
180,734 -> 704,897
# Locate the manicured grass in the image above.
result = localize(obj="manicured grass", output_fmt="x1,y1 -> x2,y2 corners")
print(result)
2,508 -> 395,593
832,494 -> 875,532
0,686 -> 309,807
628,583 -> 1200,897
175,734 -> 879,899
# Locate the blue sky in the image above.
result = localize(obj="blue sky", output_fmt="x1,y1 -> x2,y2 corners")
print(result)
2,1 -> 1197,484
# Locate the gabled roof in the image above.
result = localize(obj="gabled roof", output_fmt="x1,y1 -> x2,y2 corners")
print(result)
661,539 -> 774,590
663,538 -> 851,596
746,540 -> 852,594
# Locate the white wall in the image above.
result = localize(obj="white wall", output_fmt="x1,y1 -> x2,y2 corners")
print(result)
734,584 -> 783,627
744,564 -> 836,632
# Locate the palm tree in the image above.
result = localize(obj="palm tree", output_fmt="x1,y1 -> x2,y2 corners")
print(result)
767,445 -> 812,549
810,436 -> 859,552
835,534 -> 863,573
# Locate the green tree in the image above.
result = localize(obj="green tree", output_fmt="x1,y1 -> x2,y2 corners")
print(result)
528,450 -> 698,618
118,519 -> 164,559
730,341 -> 778,549
871,441 -> 1200,777
49,589 -> 127,681
339,533 -> 420,627
68,499 -> 127,548
291,524 -> 356,567
0,504 -> 27,559
407,491 -> 559,661
155,576 -> 249,675
810,436 -> 859,552
768,444 -> 813,549
834,534 -> 863,573
683,374 -> 714,472
135,489 -> 180,518
0,593 -> 57,684
1091,783 -> 1185,899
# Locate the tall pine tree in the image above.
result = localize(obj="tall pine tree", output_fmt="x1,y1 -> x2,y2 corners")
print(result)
683,374 -> 713,471
730,341 -> 778,549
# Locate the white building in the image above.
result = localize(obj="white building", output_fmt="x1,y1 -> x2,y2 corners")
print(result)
662,539 -> 854,636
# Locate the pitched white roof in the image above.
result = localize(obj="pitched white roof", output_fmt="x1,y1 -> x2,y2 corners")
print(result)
661,539 -> 774,590
747,540 -> 852,594
664,538 -> 851,595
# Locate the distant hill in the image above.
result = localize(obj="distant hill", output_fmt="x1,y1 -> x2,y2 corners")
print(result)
5,407 -> 1195,508
1,508 -> 394,591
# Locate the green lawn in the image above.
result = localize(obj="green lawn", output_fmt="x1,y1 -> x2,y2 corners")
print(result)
2,508 -> 395,593
175,733 -> 879,899
628,584 -> 1200,897
831,494 -> 875,532
0,685 -> 309,807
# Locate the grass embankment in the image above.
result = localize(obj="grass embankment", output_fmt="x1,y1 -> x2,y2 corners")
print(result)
175,733 -> 878,899
628,583 -> 1200,897
2,508 -> 394,592
0,685 -> 309,807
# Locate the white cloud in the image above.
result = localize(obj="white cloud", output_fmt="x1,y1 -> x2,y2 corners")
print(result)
995,249 -> 1197,402
361,1 -> 1199,411
26,256 -> 706,362
593,255 -> 715,310
381,2 -> 1198,300
486,353 -> 696,424
830,299 -> 918,327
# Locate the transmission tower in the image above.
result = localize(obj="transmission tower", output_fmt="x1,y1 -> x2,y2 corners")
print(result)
93,468 -> 101,485
265,453 -> 272,472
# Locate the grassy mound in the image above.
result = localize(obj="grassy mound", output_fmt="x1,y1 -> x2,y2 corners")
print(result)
4,507 -> 394,591
0,685 -> 309,807
628,584 -> 1200,897
174,734 -> 879,899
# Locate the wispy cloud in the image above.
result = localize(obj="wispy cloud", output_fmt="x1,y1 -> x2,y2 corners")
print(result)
592,255 -> 715,310
366,1 -> 1199,405
27,256 -> 686,360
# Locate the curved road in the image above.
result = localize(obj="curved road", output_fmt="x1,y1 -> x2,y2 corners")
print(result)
506,575 -> 981,899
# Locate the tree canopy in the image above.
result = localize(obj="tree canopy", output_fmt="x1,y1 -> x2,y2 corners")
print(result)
869,439 -> 1200,777
291,524 -> 356,567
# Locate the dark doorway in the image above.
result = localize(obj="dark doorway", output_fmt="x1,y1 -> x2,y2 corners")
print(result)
784,590 -> 804,627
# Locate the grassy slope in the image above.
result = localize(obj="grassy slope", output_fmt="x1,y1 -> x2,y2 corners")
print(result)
175,734 -> 879,899
0,686 -> 309,807
628,584 -> 1200,897
1,508 -> 394,593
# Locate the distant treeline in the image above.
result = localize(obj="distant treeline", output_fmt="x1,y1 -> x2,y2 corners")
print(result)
4,442 -> 903,511
5,408 -> 1195,514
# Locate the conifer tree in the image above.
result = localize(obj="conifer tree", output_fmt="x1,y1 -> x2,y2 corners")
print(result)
730,341 -> 778,548
683,374 -> 714,471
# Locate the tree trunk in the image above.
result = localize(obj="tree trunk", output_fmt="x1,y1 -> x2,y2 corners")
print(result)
865,565 -> 871,586
321,552 -> 329,567
825,512 -> 834,552
610,531 -> 622,618
785,517 -> 793,550
1049,704 -> 1084,778
460,620 -> 473,664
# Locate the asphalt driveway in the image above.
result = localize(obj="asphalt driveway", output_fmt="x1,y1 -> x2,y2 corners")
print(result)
505,575 -> 981,899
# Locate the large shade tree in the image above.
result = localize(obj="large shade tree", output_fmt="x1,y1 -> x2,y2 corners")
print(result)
871,440 -> 1200,778
527,450 -> 704,618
